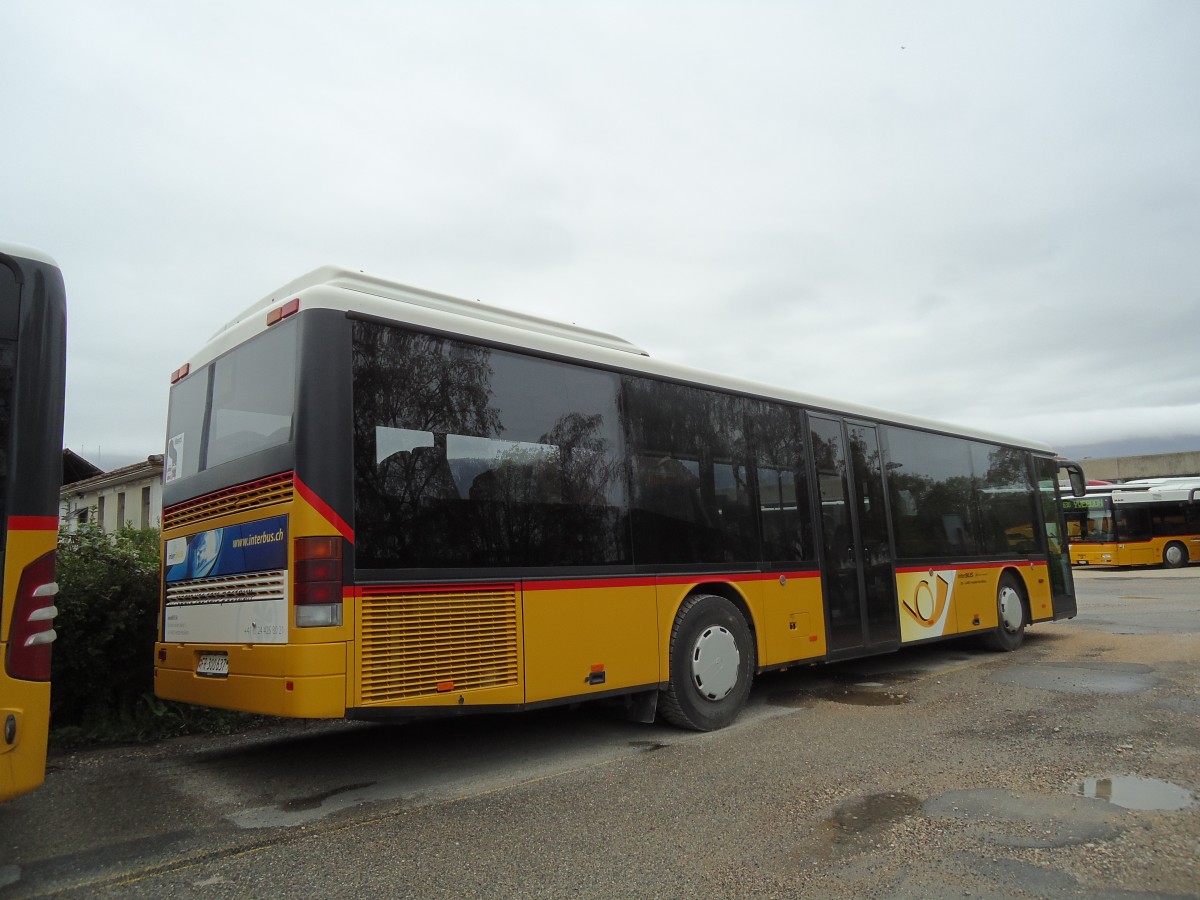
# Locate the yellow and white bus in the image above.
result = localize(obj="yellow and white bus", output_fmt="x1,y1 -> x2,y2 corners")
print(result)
154,267 -> 1084,730
1,244 -> 67,801
1065,478 -> 1200,568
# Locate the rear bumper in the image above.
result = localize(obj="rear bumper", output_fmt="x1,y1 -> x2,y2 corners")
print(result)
154,641 -> 347,718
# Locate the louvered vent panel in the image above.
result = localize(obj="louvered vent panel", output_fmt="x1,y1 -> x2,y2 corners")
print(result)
360,585 -> 519,703
165,570 -> 287,606
163,472 -> 294,531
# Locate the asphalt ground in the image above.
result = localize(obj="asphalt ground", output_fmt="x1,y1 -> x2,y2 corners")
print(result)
1,566 -> 1197,899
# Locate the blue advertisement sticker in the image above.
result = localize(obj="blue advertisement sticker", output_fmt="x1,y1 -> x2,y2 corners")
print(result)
165,515 -> 288,583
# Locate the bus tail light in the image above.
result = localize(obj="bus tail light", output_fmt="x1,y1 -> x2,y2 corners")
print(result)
294,536 -> 343,628
6,552 -> 59,681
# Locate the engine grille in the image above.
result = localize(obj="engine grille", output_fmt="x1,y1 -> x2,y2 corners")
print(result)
165,570 -> 288,606
359,584 -> 520,703
163,472 -> 294,531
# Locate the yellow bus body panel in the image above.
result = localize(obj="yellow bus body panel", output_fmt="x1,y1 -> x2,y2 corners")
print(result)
897,562 -> 1053,644
1,525 -> 59,802
752,572 -> 827,667
154,641 -> 347,717
522,582 -> 658,704
1072,536 -> 1199,568
0,679 -> 51,802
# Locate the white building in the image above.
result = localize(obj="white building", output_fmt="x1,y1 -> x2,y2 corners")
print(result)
60,454 -> 164,532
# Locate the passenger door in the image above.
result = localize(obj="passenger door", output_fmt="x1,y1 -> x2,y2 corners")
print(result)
809,415 -> 899,655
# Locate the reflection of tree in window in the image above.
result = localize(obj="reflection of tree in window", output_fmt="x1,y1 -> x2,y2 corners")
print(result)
749,402 -> 813,562
352,322 -> 632,569
624,378 -> 755,564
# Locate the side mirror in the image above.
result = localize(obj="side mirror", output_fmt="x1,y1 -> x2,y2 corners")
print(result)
1057,459 -> 1087,497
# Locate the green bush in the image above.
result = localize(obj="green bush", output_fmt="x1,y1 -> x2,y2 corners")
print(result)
51,522 -> 264,747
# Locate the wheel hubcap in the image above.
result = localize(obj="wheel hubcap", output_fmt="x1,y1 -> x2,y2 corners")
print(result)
1166,545 -> 1183,566
998,586 -> 1023,633
690,625 -> 740,701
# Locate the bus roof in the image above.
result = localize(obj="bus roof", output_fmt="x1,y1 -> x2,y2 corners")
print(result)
1111,477 -> 1200,505
191,265 -> 1058,454
0,242 -> 59,268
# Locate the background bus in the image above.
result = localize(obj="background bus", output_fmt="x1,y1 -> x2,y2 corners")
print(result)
1065,477 -> 1200,568
0,244 -> 67,801
155,266 -> 1084,731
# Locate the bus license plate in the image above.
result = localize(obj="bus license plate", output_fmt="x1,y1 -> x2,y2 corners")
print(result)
197,652 -> 229,678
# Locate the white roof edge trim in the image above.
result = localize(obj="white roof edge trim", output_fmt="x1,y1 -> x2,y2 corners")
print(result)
196,265 -> 1059,455
0,242 -> 59,268
213,265 -> 649,356
1111,478 -> 1200,504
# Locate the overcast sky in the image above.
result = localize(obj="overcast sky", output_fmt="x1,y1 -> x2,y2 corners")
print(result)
4,1 -> 1198,470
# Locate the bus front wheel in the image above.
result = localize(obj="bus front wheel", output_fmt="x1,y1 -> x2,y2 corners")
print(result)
981,573 -> 1026,652
1163,541 -> 1189,569
660,594 -> 755,731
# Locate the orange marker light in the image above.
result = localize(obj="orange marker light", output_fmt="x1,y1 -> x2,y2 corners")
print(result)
266,297 -> 300,326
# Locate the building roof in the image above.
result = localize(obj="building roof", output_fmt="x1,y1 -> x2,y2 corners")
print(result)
62,448 -> 104,485
61,455 -> 164,494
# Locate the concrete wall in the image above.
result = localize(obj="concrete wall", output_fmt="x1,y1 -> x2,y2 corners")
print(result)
1076,450 -> 1200,483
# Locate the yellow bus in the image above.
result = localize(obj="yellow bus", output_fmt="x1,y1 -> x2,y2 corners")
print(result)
1065,478 -> 1200,568
0,244 -> 67,801
154,266 -> 1085,730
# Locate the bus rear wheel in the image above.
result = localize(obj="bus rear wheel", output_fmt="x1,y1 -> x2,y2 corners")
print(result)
1162,541 -> 1189,569
981,573 -> 1026,652
660,594 -> 755,731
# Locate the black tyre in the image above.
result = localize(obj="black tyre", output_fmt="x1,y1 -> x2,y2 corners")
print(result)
659,594 -> 755,731
981,573 -> 1026,652
1162,541 -> 1188,569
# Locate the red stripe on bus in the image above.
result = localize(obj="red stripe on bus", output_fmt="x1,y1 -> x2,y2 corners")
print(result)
356,582 -> 517,596
353,571 -> 821,595
294,476 -> 354,542
8,516 -> 60,531
894,561 -> 1039,574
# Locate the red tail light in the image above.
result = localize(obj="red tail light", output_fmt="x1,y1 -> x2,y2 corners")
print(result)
294,536 -> 342,627
7,551 -> 59,681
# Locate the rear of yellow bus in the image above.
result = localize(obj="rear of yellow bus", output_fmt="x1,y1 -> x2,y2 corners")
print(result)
0,246 -> 67,802
154,302 -> 356,718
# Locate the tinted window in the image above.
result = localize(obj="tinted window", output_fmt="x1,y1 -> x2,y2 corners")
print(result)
352,322 -> 631,569
885,427 -> 1041,561
972,444 -> 1039,555
623,378 -> 756,565
164,367 -> 208,483
753,403 -> 815,562
164,320 -> 297,482
885,428 -> 977,558
206,323 -> 296,468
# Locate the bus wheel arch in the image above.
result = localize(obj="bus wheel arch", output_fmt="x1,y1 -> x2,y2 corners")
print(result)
981,569 -> 1028,652
660,592 -> 756,731
1162,541 -> 1188,569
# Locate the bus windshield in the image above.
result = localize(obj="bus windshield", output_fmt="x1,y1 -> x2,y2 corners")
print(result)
165,321 -> 297,484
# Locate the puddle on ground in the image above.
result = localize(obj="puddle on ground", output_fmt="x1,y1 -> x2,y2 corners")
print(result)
829,792 -> 922,833
628,740 -> 668,753
799,792 -> 923,860
281,781 -> 377,812
1073,776 -> 1195,811
991,662 -> 1156,695
768,685 -> 912,708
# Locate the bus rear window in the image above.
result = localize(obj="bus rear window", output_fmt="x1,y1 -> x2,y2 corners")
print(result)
165,322 -> 297,482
